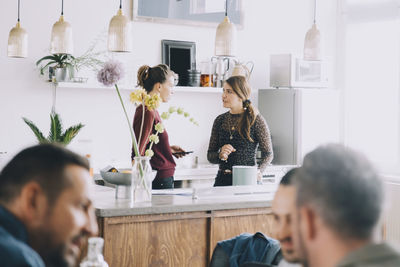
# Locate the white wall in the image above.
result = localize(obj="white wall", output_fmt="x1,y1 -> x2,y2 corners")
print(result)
0,0 -> 337,171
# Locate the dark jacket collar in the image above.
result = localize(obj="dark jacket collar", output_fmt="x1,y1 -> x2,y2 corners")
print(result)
0,205 -> 29,244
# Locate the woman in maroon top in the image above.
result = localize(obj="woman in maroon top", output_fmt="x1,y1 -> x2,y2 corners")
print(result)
133,64 -> 186,189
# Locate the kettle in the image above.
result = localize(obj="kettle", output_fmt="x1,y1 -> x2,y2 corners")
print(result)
231,61 -> 254,80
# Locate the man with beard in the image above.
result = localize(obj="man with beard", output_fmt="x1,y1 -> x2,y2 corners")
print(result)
0,144 -> 98,267
292,144 -> 400,267
271,168 -> 302,267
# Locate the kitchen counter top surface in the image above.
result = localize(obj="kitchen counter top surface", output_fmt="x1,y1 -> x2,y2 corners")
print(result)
157,164 -> 297,181
93,184 -> 277,217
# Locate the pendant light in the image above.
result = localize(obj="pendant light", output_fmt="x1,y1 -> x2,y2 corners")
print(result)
8,0 -> 28,58
214,0 -> 237,57
108,0 -> 132,52
304,0 -> 321,60
50,0 -> 73,54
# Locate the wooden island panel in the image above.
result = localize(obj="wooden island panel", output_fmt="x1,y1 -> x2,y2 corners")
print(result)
98,208 -> 274,267
101,212 -> 210,267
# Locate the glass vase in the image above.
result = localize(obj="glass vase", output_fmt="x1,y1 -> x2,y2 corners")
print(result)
131,156 -> 153,203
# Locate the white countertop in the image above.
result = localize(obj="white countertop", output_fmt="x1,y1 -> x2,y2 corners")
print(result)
93,184 -> 277,217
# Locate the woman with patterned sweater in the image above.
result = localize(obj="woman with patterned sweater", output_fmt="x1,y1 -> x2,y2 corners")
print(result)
207,76 -> 273,186
133,64 -> 186,189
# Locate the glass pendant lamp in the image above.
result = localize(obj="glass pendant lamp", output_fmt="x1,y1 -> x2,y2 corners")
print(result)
8,0 -> 28,58
215,0 -> 237,57
304,0 -> 321,60
108,0 -> 132,52
50,0 -> 73,54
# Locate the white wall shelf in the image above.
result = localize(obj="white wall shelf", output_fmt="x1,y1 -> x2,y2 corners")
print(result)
55,82 -> 222,93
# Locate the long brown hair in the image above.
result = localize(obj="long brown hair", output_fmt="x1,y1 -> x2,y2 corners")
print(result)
137,64 -> 175,93
225,76 -> 257,142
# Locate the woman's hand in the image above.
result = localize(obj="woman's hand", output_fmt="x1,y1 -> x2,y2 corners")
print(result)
171,145 -> 185,158
257,170 -> 262,184
219,144 -> 236,161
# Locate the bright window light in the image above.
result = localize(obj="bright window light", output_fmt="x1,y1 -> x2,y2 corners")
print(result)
343,2 -> 400,171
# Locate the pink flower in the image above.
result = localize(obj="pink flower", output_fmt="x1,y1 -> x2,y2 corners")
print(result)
97,60 -> 124,86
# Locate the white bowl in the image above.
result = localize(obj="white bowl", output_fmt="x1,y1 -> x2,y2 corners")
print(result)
100,168 -> 132,186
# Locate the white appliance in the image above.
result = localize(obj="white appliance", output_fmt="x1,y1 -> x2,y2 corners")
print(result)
258,88 -> 340,165
270,54 -> 329,88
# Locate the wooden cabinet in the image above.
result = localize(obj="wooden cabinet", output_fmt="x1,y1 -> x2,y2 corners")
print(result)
98,208 -> 274,267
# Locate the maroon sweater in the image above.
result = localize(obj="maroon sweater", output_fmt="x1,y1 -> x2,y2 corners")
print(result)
132,105 -> 176,179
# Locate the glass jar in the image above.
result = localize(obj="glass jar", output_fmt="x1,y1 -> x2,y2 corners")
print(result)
187,69 -> 201,87
131,156 -> 154,204
200,61 -> 213,87
80,237 -> 108,267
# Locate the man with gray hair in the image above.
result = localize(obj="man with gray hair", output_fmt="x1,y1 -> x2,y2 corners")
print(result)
292,143 -> 400,267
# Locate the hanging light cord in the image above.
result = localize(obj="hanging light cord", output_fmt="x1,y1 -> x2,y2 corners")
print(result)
61,0 -> 64,15
313,0 -> 317,24
120,0 -> 122,9
225,0 -> 228,17
17,0 -> 20,22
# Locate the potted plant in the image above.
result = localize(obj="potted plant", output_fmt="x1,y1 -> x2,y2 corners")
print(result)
22,112 -> 84,146
36,54 -> 75,82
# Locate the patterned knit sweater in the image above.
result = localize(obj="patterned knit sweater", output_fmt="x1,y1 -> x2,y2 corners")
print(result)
207,112 -> 273,173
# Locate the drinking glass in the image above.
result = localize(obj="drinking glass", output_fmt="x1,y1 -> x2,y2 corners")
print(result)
200,61 -> 213,87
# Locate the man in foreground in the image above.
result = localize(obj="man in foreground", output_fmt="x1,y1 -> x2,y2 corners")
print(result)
292,144 -> 400,267
0,144 -> 98,267
271,168 -> 301,267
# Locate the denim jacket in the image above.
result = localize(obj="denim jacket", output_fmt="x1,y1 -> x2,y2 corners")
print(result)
218,232 -> 282,267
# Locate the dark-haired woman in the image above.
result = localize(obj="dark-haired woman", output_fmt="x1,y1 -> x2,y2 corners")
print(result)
133,64 -> 186,189
207,76 -> 273,186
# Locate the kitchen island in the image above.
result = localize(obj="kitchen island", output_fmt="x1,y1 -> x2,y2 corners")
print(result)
93,184 -> 278,267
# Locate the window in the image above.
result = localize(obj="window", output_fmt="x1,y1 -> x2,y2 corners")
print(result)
340,0 -> 400,173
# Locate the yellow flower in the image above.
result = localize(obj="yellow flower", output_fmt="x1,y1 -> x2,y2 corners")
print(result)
177,107 -> 184,115
130,89 -> 147,105
145,94 -> 161,111
184,112 -> 190,118
161,112 -> 170,120
148,134 -> 159,144
155,122 -> 164,133
145,149 -> 154,157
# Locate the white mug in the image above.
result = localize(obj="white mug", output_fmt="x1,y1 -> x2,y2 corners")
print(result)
232,166 -> 257,186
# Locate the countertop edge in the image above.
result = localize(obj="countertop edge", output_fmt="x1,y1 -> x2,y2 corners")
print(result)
95,199 -> 273,217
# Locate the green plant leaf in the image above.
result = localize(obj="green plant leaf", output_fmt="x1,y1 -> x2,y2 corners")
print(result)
48,112 -> 63,142
23,113 -> 84,146
22,117 -> 47,143
61,123 -> 85,145
37,54 -> 75,75
36,55 -> 58,66
39,61 -> 57,75
66,64 -> 74,79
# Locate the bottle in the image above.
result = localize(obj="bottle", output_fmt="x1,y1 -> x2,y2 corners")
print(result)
85,154 -> 94,177
80,237 -> 109,267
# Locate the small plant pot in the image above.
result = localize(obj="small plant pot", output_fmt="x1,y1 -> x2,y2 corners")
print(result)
54,67 -> 72,82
